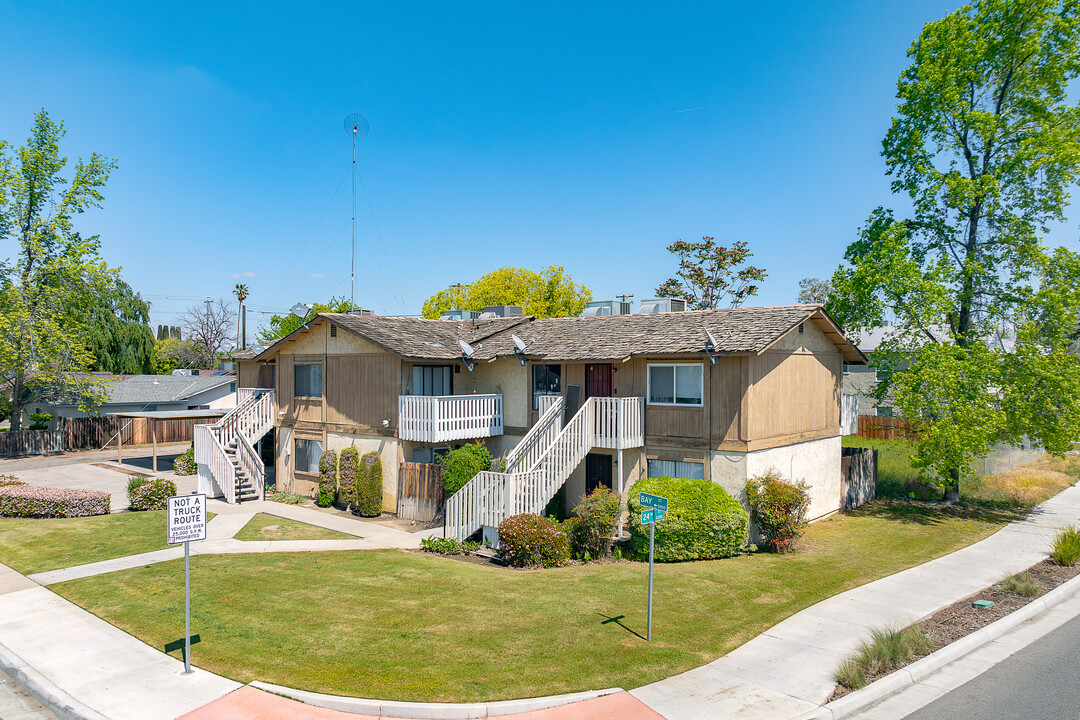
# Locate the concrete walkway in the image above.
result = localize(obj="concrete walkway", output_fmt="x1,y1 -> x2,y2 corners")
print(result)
2,485 -> 1079,719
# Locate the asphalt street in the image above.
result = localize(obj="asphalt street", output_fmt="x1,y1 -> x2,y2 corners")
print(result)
0,669 -> 56,720
904,613 -> 1080,720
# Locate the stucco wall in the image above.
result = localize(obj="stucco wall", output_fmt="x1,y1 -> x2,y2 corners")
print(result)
708,450 -> 750,504
326,432 -> 400,512
745,435 -> 842,521
456,359 -> 530,429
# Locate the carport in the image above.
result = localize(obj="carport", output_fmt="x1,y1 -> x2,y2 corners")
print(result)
109,409 -> 227,472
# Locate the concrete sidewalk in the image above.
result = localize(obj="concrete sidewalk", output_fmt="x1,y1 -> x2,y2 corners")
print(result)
2,485 -> 1079,719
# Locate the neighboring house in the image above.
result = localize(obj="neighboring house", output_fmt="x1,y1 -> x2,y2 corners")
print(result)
217,304 -> 865,528
31,374 -> 238,424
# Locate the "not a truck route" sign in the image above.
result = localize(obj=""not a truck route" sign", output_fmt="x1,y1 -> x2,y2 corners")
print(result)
167,493 -> 207,545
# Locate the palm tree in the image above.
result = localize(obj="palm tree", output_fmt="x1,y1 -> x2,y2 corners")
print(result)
233,284 -> 249,349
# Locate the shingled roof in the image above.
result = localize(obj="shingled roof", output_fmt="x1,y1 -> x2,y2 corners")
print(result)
253,306 -> 866,364
477,305 -> 865,363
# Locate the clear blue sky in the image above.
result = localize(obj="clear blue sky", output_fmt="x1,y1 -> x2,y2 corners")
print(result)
2,1 -> 1075,335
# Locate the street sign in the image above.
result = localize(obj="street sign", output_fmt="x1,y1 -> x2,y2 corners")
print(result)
639,492 -> 668,512
167,494 -> 206,545
167,492 -> 206,675
641,508 -> 666,524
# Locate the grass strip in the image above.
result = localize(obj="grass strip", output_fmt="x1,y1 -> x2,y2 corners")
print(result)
234,513 -> 352,541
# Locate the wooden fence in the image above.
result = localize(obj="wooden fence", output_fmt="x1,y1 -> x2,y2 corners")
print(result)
397,462 -> 444,523
841,446 -> 877,510
57,416 -> 201,451
0,430 -> 65,457
856,415 -> 916,441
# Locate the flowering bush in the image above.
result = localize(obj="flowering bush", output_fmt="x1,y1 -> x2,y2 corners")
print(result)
129,478 -> 177,511
628,477 -> 748,562
0,474 -> 25,488
745,470 -> 811,553
0,485 -> 110,517
497,513 -> 570,568
172,446 -> 196,476
318,449 -> 338,507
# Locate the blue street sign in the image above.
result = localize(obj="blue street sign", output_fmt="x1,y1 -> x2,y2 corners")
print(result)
639,492 -> 668,512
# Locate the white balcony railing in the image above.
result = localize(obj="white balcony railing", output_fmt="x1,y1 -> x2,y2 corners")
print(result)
398,394 -> 503,443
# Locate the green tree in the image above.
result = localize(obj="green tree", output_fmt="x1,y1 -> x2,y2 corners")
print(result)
152,338 -> 201,375
655,237 -> 766,309
797,277 -> 833,304
255,295 -> 354,345
78,277 -> 155,374
829,0 -> 1080,503
0,110 -> 117,429
421,266 -> 591,319
233,283 -> 249,349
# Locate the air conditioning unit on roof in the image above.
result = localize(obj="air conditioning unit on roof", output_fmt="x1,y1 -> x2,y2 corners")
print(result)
346,308 -> 375,316
482,305 -> 523,318
638,298 -> 686,313
581,300 -> 632,317
440,309 -> 481,321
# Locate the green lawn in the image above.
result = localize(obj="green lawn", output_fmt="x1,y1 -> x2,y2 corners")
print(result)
234,513 -> 352,541
53,502 -> 1012,702
0,511 -> 182,575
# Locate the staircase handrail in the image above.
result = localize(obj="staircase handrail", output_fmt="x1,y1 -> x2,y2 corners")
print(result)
202,425 -> 236,504
236,431 -> 264,501
504,396 -> 565,474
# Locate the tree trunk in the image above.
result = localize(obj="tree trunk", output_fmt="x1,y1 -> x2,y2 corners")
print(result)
944,466 -> 961,504
9,374 -> 23,432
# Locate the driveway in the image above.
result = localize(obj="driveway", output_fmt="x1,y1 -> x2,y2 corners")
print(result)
0,446 -> 198,512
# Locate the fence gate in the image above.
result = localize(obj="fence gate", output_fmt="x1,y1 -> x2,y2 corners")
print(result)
397,462 -> 444,522
841,446 -> 877,510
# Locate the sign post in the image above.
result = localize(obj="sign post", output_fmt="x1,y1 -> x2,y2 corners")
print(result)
167,492 -> 206,674
639,492 -> 668,641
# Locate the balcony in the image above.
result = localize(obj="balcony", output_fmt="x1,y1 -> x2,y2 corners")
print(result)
398,394 -> 503,443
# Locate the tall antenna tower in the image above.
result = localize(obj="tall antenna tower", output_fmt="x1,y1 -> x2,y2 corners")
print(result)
343,113 -> 370,308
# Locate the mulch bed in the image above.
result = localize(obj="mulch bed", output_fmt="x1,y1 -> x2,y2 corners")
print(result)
831,558 -> 1080,700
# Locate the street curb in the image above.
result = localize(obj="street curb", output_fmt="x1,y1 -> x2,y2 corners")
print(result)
250,680 -> 623,718
0,641 -> 109,720
792,569 -> 1080,720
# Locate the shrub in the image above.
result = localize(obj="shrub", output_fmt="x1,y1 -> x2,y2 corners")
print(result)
317,449 -> 338,507
498,513 -> 570,568
438,441 -> 493,494
27,412 -> 52,431
173,445 -> 196,476
338,447 -> 359,506
0,485 -> 110,517
420,536 -> 481,554
129,478 -> 177,511
269,491 -> 307,505
127,475 -> 148,498
354,451 -> 383,517
834,625 -> 934,690
628,477 -> 748,562
745,470 -> 812,553
1051,524 -> 1080,567
1000,572 -> 1044,597
0,474 -> 25,488
568,488 -> 621,559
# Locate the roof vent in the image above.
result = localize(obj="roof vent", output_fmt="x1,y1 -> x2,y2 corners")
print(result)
638,298 -> 687,313
477,312 -> 498,319
481,305 -> 523,318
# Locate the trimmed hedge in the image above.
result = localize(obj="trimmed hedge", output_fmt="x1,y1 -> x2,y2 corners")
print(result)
746,470 -> 811,553
129,478 -> 177,511
318,449 -> 338,507
628,477 -> 748,562
0,485 -> 110,518
173,446 -> 196,476
338,447 -> 359,507
355,451 -> 382,517
498,513 -> 570,568
568,488 -> 621,559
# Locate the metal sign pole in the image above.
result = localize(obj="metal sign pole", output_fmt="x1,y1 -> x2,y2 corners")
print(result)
184,539 -> 191,674
647,520 -> 654,641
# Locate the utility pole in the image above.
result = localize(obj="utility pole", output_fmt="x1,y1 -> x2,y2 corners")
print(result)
616,294 -> 634,304
242,307 -> 247,350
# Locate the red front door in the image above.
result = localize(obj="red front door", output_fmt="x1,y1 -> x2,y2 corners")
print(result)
585,364 -> 613,399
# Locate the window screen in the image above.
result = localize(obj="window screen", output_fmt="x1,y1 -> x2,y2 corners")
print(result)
647,364 -> 703,406
294,438 -> 322,474
647,459 -> 706,480
294,364 -> 323,397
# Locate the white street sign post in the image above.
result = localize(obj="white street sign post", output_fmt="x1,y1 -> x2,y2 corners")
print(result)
639,492 -> 668,641
167,492 -> 206,674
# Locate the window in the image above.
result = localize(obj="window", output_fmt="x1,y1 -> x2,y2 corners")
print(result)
647,459 -> 706,480
532,364 -> 561,409
647,364 -> 703,406
412,365 -> 452,396
294,363 -> 323,397
294,438 -> 322,474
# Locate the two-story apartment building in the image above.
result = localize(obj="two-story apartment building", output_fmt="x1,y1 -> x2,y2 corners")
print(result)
210,304 -> 864,528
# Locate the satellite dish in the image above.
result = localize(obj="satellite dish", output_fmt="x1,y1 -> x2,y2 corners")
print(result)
459,340 -> 475,357
705,329 -> 719,348
343,114 -> 369,139
291,304 -> 312,320
512,334 -> 527,353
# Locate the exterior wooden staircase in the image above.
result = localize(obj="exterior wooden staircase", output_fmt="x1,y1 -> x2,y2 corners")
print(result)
194,388 -> 275,503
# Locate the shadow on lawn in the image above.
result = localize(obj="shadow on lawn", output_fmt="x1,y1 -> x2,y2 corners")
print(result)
598,613 -> 646,640
851,500 -> 1020,527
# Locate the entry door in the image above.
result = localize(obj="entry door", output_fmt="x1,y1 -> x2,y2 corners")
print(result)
585,453 -> 613,494
585,364 -> 613,399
